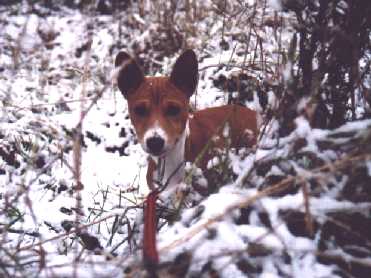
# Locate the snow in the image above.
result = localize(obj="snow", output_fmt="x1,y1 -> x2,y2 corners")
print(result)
0,2 -> 370,277
268,0 -> 283,11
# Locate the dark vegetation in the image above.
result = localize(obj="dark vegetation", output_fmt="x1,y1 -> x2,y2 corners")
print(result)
0,0 -> 370,277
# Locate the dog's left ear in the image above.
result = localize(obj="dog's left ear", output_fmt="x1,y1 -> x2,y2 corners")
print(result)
170,49 -> 198,98
115,51 -> 144,98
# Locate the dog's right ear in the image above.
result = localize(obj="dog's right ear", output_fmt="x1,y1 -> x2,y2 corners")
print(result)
115,51 -> 144,98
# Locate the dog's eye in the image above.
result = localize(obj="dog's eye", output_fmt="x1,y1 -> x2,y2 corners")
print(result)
134,104 -> 149,117
165,105 -> 181,117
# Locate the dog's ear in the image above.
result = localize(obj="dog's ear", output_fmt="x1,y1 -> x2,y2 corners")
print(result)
115,51 -> 144,98
170,49 -> 198,98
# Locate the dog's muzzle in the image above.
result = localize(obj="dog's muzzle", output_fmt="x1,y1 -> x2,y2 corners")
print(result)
146,136 -> 165,156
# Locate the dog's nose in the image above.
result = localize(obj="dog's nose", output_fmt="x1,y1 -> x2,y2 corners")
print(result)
146,136 -> 165,155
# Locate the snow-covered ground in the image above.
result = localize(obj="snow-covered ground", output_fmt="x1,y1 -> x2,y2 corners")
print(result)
0,1 -> 370,277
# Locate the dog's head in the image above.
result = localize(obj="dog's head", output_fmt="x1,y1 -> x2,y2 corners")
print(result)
115,50 -> 198,157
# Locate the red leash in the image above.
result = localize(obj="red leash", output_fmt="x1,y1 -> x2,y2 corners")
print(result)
143,190 -> 159,268
142,161 -> 183,270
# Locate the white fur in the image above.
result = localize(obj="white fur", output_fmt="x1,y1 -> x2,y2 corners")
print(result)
152,121 -> 189,200
142,121 -> 168,154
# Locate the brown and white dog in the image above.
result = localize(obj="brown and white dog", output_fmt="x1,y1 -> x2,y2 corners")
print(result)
115,50 -> 258,267
115,50 -> 258,197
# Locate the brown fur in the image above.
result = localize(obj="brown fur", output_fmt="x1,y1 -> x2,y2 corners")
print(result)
115,50 -> 258,194
186,105 -> 258,169
127,77 -> 189,151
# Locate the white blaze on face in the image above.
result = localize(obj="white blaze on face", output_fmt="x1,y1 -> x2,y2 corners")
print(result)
156,120 -> 188,200
142,121 -> 168,154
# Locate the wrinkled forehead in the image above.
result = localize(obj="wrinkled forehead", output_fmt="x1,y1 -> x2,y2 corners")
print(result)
128,77 -> 188,104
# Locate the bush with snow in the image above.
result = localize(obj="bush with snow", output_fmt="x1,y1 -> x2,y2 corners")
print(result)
0,1 -> 370,277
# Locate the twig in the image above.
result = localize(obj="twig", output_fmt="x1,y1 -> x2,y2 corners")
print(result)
17,208 -> 139,252
302,181 -> 314,237
0,228 -> 40,237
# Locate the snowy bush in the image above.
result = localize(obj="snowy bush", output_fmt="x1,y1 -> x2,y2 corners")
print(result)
0,0 -> 370,277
